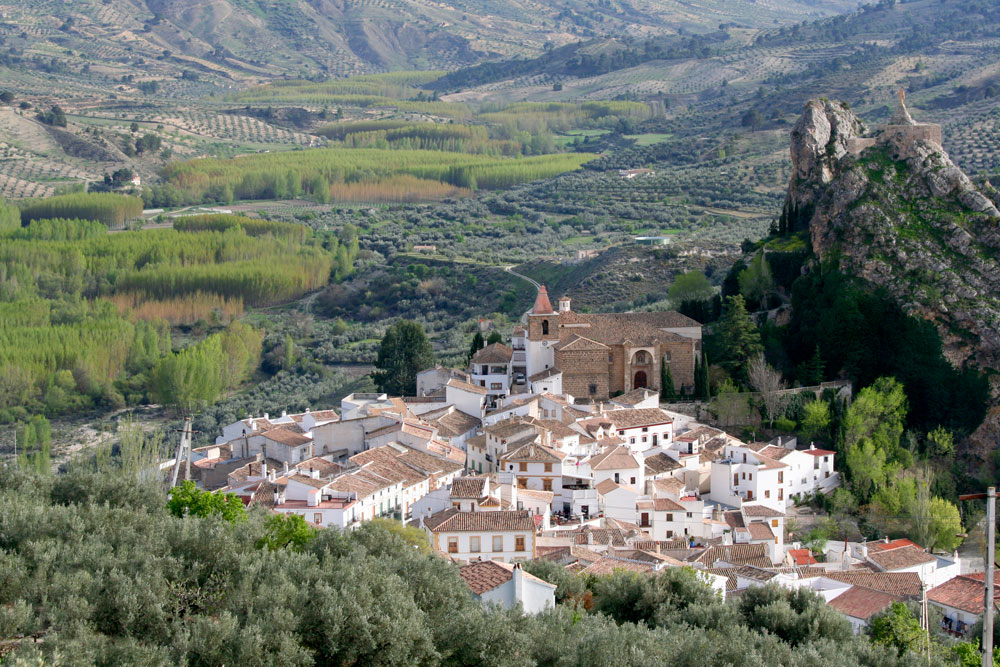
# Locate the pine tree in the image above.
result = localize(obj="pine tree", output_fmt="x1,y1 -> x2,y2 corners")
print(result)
805,345 -> 825,386
486,331 -> 502,345
660,360 -> 676,402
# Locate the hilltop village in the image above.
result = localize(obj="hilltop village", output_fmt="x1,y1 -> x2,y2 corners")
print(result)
172,289 -> 986,635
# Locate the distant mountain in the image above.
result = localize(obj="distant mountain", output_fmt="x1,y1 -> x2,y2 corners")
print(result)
2,0 -> 862,78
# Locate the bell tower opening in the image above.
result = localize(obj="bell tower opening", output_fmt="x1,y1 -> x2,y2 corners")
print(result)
542,320 -> 549,336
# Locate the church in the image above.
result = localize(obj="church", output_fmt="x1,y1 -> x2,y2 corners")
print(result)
511,286 -> 702,400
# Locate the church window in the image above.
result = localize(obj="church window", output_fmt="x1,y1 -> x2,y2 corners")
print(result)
665,351 -> 672,361
541,320 -> 549,335
589,384 -> 597,394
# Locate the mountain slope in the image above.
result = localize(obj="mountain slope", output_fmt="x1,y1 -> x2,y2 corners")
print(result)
0,0 -> 861,79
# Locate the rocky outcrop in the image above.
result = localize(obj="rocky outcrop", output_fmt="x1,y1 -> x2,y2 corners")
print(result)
785,99 -> 1000,408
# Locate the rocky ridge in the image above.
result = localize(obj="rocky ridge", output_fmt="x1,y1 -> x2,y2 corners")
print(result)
784,98 -> 1000,404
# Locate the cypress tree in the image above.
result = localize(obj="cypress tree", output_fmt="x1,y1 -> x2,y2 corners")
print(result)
699,351 -> 710,399
660,360 -> 676,402
467,331 -> 485,363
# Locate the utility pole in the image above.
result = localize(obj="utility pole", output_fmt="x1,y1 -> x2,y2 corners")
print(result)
960,487 -> 995,667
169,418 -> 197,488
987,486 -> 995,667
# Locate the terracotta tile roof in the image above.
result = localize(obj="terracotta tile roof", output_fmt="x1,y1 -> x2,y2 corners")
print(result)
692,543 -> 771,568
803,448 -> 836,456
609,548 -> 686,566
471,343 -> 513,365
633,538 -> 691,552
600,408 -> 672,430
459,561 -> 555,595
556,310 -> 700,347
579,557 -> 655,576
756,445 -> 794,460
756,455 -> 788,470
595,478 -> 637,495
644,452 -> 681,475
747,522 -> 774,540
450,477 -> 488,499
702,568 -> 740,591
397,445 -> 464,476
675,425 -> 724,442
822,571 -> 922,598
652,497 -> 685,511
427,409 -> 481,438
288,473 -> 330,489
327,473 -> 379,497
423,508 -> 536,532
531,286 -> 554,314
741,504 -> 784,518
788,548 -> 819,566
569,528 -> 630,547
262,426 -> 312,447
536,545 -> 604,564
588,445 -> 639,471
724,510 -> 745,530
828,586 -> 899,620
867,545 -> 936,571
928,575 -> 1000,615
553,335 -> 609,352
649,477 -> 685,496
503,442 -> 564,463
516,488 -> 555,504
528,367 -> 562,382
294,457 -> 344,477
447,378 -> 489,395
870,538 -> 921,552
486,417 -> 538,439
612,388 -> 658,406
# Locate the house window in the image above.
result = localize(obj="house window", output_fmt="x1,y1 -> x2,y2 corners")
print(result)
541,320 -> 549,335
825,471 -> 830,479
640,512 -> 650,526
515,536 -> 526,552
642,436 -> 647,443
748,473 -> 752,480
314,513 -> 322,524
542,478 -> 553,492
608,353 -> 613,363
492,535 -> 503,552
491,383 -> 503,390
666,513 -> 673,522
618,430 -> 625,436
544,463 -> 552,473
742,453 -> 747,463
733,473 -> 739,486
448,537 -> 458,553
765,490 -> 770,499
642,427 -> 648,433
589,384 -> 597,395
453,502 -> 461,508
519,462 -> 527,472
614,473 -> 620,484
772,519 -> 779,528
470,536 -> 481,552
686,512 -> 692,518
666,530 -> 674,538
778,471 -> 784,483
630,438 -> 636,445
741,472 -> 746,480
630,477 -> 636,485
747,490 -> 753,500
517,478 -> 527,489
778,489 -> 783,500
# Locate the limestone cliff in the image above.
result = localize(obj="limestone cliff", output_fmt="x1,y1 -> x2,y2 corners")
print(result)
783,99 -> 1000,407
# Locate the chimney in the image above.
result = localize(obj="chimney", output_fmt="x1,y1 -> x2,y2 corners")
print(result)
261,462 -> 267,479
283,461 -> 289,474
264,413 -> 269,421
281,410 -> 287,418
513,562 -> 524,600
311,468 -> 320,480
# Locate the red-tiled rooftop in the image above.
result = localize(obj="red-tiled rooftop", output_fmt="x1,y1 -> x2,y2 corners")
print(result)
828,586 -> 899,620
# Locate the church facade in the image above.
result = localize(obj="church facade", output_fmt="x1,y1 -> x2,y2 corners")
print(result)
512,286 -> 701,400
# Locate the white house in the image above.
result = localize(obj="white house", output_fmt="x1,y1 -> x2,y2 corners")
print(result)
595,408 -> 674,453
595,479 -> 641,523
586,444 -> 644,488
751,440 -> 839,505
469,343 -> 513,404
498,442 -> 564,497
458,560 -> 556,614
928,574 -> 1000,637
422,508 -> 538,563
708,442 -> 786,511
445,378 -> 488,419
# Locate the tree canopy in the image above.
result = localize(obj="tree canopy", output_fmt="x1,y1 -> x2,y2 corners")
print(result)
373,320 -> 435,396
